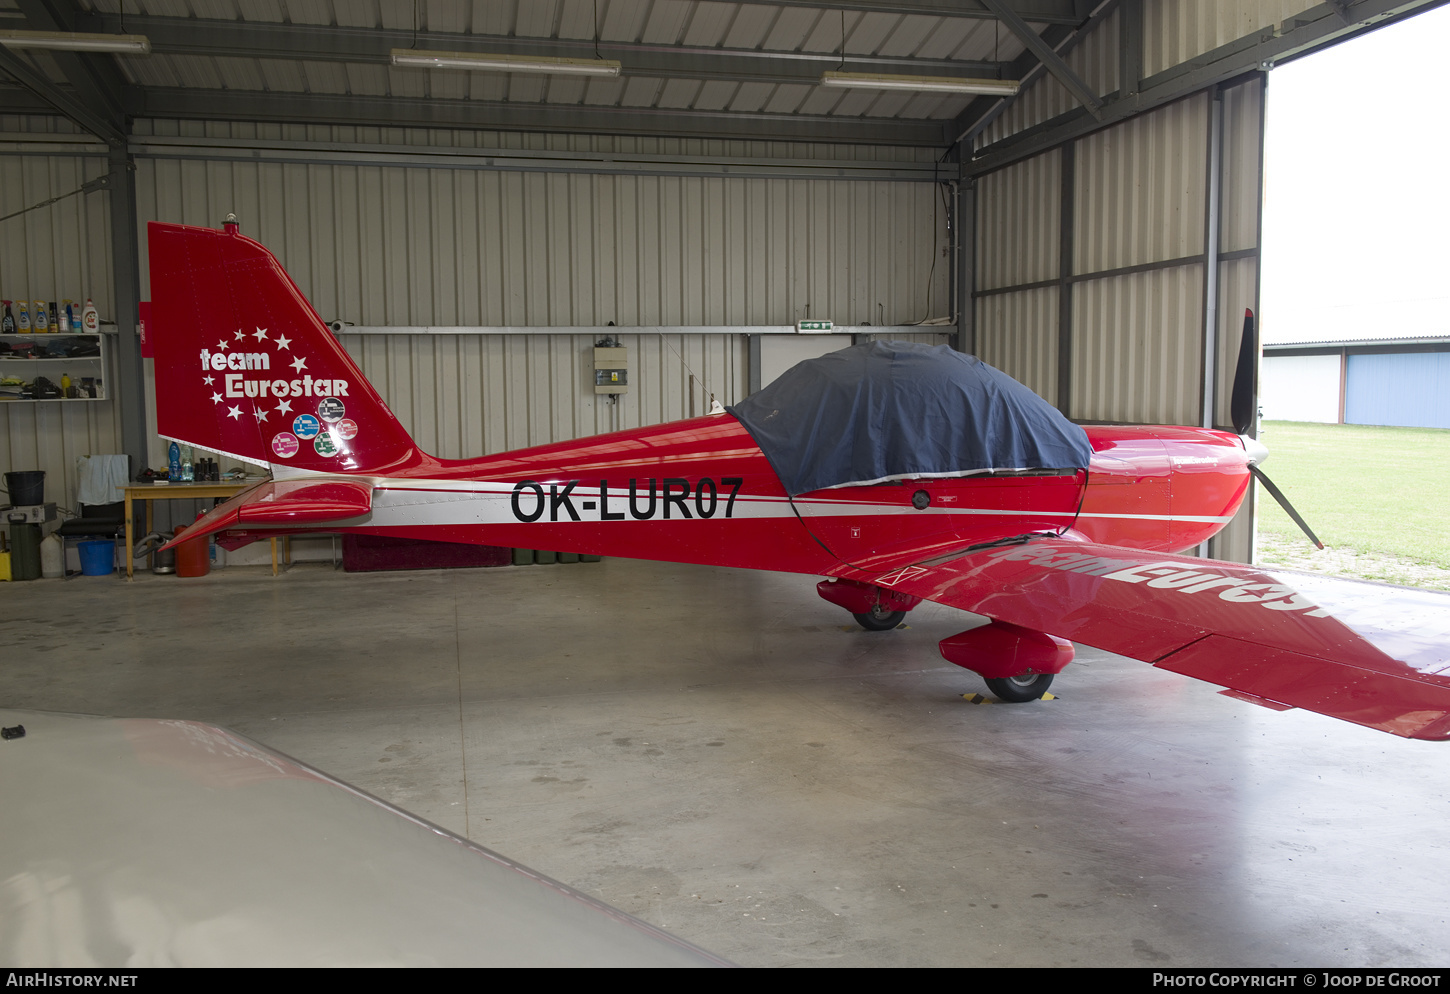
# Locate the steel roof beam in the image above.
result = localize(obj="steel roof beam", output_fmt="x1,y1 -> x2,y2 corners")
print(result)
714,0 -> 1083,23
126,88 -> 946,147
125,135 -> 943,181
78,14 -> 1009,83
15,0 -> 129,143
944,22 -> 1076,145
78,1 -> 1086,34
978,0 -> 1103,117
0,47 -> 123,144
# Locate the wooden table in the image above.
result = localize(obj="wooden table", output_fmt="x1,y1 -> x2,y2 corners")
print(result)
120,481 -> 287,579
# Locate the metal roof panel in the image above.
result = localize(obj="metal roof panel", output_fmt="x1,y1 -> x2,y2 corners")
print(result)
256,57 -> 308,92
723,4 -> 777,49
762,5 -> 820,51
658,77 -> 703,108
763,81 -> 810,113
693,79 -> 738,110
684,2 -> 739,47
344,62 -> 390,97
876,13 -> 943,57
643,0 -> 693,45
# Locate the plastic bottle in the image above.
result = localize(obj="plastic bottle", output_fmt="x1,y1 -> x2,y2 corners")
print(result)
182,446 -> 194,482
16,302 -> 29,333
1,301 -> 13,334
60,372 -> 71,398
57,301 -> 70,333
82,299 -> 98,332
168,441 -> 181,482
33,302 -> 47,332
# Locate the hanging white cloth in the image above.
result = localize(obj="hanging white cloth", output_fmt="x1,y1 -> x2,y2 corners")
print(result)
76,454 -> 129,507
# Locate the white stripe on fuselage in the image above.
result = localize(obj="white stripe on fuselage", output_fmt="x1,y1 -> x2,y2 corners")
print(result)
261,468 -> 1234,528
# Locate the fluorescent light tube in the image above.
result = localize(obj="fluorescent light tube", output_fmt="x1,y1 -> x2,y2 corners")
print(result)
390,49 -> 621,77
0,30 -> 151,55
820,71 -> 1019,96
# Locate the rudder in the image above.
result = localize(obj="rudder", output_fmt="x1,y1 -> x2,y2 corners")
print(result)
148,219 -> 417,475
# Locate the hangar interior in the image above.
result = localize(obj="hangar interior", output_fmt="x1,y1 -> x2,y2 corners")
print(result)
2,0 -> 1447,968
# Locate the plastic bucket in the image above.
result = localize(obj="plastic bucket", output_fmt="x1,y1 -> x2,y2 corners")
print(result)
78,539 -> 114,576
173,523 -> 210,578
5,471 -> 44,506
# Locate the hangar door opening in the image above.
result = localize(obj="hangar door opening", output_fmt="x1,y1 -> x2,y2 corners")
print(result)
1261,4 -> 1450,428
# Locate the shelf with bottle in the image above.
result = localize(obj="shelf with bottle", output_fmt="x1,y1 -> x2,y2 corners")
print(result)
0,332 -> 107,401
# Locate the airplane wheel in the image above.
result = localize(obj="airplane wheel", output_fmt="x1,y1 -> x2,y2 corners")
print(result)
853,607 -> 906,631
984,673 -> 1054,702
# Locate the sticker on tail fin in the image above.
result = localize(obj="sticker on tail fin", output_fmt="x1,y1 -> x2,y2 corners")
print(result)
148,220 -> 418,474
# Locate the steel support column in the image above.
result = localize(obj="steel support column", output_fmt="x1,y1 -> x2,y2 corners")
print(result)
107,146 -> 145,478
1057,141 -> 1075,415
1200,90 -> 1224,431
1118,0 -> 1142,98
952,174 -> 976,354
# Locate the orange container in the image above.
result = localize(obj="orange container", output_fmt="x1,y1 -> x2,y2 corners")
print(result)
173,522 -> 210,578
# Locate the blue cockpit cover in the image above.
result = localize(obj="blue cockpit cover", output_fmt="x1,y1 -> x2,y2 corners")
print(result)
727,341 -> 1092,496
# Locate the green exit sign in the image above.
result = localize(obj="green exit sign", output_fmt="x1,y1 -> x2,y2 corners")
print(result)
796,320 -> 834,333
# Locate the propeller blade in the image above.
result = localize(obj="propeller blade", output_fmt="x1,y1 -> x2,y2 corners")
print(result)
1230,308 -> 1257,435
1249,464 -> 1324,550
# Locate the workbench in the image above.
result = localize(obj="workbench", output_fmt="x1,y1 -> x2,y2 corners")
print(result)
120,481 -> 287,579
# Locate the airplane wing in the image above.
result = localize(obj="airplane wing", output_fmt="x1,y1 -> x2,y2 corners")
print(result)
158,477 -> 373,552
0,709 -> 727,966
867,537 -> 1450,741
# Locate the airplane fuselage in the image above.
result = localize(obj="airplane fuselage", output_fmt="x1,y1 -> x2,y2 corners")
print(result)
258,418 -> 1252,581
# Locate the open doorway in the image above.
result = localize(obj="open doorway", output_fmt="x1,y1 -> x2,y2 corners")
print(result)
1255,4 -> 1450,589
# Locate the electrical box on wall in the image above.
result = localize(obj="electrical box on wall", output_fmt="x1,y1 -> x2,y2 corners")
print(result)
594,342 -> 628,395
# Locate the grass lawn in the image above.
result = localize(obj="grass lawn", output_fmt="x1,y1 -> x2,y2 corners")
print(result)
1255,421 -> 1450,569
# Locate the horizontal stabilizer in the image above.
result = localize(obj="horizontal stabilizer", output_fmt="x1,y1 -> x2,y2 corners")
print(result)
158,478 -> 372,552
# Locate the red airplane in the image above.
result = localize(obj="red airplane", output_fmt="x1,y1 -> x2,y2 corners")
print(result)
150,219 -> 1450,742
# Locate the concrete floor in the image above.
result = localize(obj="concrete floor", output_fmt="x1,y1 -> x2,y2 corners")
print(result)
3,558 -> 1447,967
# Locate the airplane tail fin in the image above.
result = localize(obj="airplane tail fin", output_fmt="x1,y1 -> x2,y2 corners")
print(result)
148,219 -> 418,475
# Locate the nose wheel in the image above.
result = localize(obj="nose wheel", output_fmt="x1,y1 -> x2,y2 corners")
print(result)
984,673 -> 1054,702
853,605 -> 906,631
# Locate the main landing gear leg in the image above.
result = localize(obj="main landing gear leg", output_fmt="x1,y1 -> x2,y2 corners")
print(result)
815,578 -> 923,631
939,620 -> 1073,703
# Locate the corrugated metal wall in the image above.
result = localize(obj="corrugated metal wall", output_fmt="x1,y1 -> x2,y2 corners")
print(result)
3,119 -> 947,504
0,146 -> 120,507
132,162 -> 944,330
337,331 -> 747,459
1143,0 -> 1311,76
974,70 -> 1266,562
972,152 -> 1059,400
1071,93 -> 1208,426
130,156 -> 944,470
1346,353 -> 1450,430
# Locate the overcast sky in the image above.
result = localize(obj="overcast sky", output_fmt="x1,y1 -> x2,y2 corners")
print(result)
1260,4 -> 1450,344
